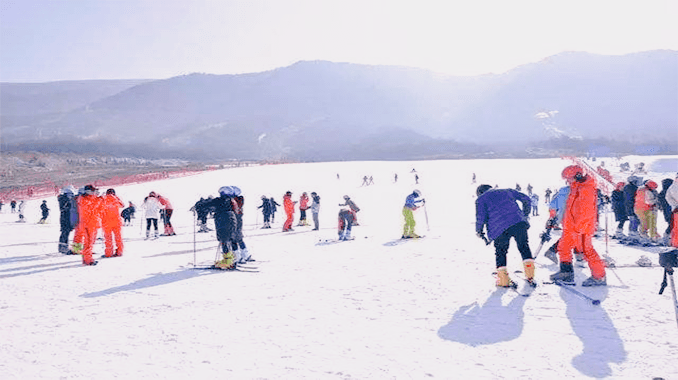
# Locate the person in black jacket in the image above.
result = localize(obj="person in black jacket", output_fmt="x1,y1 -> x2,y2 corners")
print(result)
121,202 -> 136,226
38,200 -> 49,224
623,176 -> 642,243
57,187 -> 78,254
658,178 -> 675,245
611,182 -> 628,239
203,187 -> 238,269
257,196 -> 273,229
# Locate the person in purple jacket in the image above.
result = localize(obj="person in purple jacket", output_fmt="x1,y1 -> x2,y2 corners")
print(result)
475,184 -> 535,287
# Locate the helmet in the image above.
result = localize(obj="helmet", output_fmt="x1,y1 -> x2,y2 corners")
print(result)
615,182 -> 625,191
343,195 -> 350,200
476,184 -> 492,197
219,186 -> 233,196
286,191 -> 292,196
561,165 -> 583,181
84,184 -> 98,195
261,195 -> 267,200
232,186 -> 241,196
311,192 -> 317,196
645,180 -> 658,191
149,191 -> 157,197
413,189 -> 422,198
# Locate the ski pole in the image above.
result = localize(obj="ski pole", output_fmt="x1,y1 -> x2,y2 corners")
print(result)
192,209 -> 196,267
605,203 -> 609,255
423,201 -> 430,231
532,228 -> 552,260
554,280 -> 601,305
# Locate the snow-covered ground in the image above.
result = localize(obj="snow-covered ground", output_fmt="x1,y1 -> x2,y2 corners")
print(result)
1,156 -> 677,379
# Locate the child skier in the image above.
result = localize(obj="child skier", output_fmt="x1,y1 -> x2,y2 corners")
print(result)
402,190 -> 424,238
38,200 -> 49,224
338,208 -> 355,240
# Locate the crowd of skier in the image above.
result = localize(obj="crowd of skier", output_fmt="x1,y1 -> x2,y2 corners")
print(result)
476,161 -> 678,289
4,159 -> 677,281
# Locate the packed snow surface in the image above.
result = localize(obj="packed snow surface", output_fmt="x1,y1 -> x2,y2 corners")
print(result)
1,156 -> 677,379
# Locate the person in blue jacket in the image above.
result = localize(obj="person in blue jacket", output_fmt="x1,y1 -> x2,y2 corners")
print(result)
475,185 -> 534,287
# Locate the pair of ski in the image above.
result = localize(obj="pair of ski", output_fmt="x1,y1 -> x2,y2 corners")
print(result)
316,237 -> 356,245
494,272 -> 600,304
191,261 -> 259,272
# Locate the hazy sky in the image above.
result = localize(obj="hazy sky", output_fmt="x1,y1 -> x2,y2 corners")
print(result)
1,0 -> 676,83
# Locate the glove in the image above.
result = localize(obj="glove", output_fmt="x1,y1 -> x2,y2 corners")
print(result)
539,230 -> 552,243
546,217 -> 558,229
477,231 -> 490,245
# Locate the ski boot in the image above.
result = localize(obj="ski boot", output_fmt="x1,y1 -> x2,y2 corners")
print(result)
240,248 -> 252,262
215,251 -> 235,269
549,262 -> 575,284
581,275 -> 606,287
523,259 -> 536,287
496,267 -> 517,288
544,246 -> 558,264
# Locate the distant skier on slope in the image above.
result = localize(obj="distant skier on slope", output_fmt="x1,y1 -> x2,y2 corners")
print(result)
611,182 -> 628,239
402,190 -> 424,239
77,185 -> 102,266
142,191 -> 163,240
257,196 -> 273,229
282,191 -> 296,232
310,192 -> 320,230
475,185 -> 534,287
57,186 -> 78,254
230,186 -> 252,263
101,188 -> 124,257
38,200 -> 49,224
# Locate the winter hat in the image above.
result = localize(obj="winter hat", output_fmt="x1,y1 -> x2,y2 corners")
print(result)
42,200 -> 46,203
644,180 -> 658,191
84,184 -> 98,195
106,188 -> 115,195
311,192 -> 317,196
286,191 -> 292,196
149,191 -> 157,197
476,184 -> 492,197
413,189 -> 422,198
343,195 -> 350,200
615,182 -> 625,191
232,186 -> 241,196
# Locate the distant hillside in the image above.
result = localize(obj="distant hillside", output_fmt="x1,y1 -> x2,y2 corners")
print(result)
1,51 -> 676,161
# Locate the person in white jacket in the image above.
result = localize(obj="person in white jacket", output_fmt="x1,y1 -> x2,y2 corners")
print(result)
142,191 -> 164,239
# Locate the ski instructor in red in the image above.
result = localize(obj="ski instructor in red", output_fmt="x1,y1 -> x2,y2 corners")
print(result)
549,165 -> 607,286
475,184 -> 535,287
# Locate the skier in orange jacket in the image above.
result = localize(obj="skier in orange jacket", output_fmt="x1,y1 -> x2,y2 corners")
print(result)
282,191 -> 296,232
101,188 -> 124,257
77,184 -> 102,266
550,165 -> 607,286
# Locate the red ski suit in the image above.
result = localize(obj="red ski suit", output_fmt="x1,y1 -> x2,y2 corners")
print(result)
77,194 -> 102,264
101,193 -> 124,257
558,175 -> 606,279
283,194 -> 296,231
